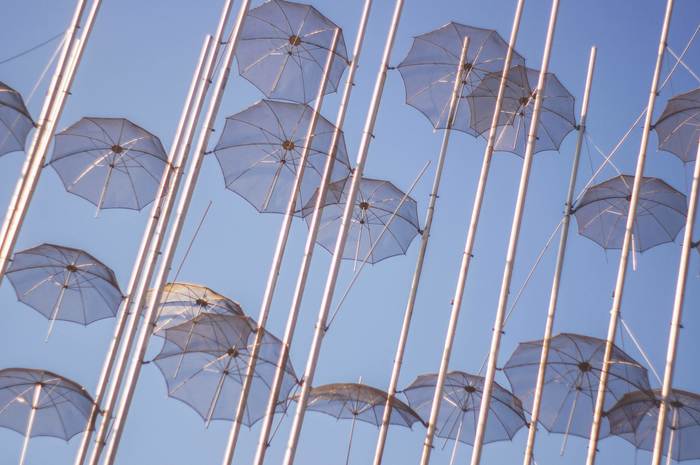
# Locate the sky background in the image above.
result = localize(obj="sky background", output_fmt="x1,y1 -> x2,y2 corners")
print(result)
1,1 -> 700,465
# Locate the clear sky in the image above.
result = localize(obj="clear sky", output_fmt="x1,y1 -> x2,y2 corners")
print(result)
1,1 -> 700,465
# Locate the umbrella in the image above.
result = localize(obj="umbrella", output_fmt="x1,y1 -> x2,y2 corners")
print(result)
213,99 -> 350,214
503,333 -> 651,441
402,371 -> 526,446
301,382 -> 423,465
607,388 -> 700,463
0,367 -> 94,465
0,81 -> 34,157
237,0 -> 349,104
152,313 -> 297,426
467,64 -> 577,156
573,175 -> 687,252
151,282 -> 244,333
397,21 -> 525,133
654,87 -> 700,162
6,243 -> 123,338
301,177 -> 421,265
49,117 -> 168,212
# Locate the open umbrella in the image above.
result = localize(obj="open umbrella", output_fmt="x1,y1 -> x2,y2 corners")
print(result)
467,65 -> 576,156
503,333 -> 651,441
237,0 -> 348,104
573,175 -> 687,252
301,177 -> 421,265
6,243 -> 123,338
607,388 -> 700,463
49,117 -> 168,212
0,367 -> 94,465
397,21 -> 525,133
213,99 -> 350,214
654,87 -> 700,162
0,81 -> 34,157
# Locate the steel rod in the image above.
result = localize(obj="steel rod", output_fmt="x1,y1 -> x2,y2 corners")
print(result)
18,383 -> 42,465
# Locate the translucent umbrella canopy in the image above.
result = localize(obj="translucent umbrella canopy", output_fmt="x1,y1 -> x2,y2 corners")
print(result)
302,382 -> 424,428
152,313 -> 297,426
573,175 -> 687,252
402,371 -> 526,445
237,0 -> 348,104
6,243 -> 123,327
0,81 -> 34,156
151,282 -> 244,333
301,177 -> 421,265
0,367 -> 93,440
467,65 -> 576,156
397,22 -> 525,133
607,389 -> 700,462
503,333 -> 651,439
213,99 -> 350,214
50,117 -> 168,211
654,87 -> 700,162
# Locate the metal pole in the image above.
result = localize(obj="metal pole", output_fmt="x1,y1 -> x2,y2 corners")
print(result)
250,3 -> 372,464
99,1 -> 252,463
418,2 -> 525,463
521,46 -> 597,465
585,1 -> 675,464
219,28 -> 340,465
372,34 -> 470,465
345,414 -> 358,465
281,2 -> 406,464
650,137 -> 700,465
0,0 -> 102,284
73,33 -> 215,465
18,383 -> 42,465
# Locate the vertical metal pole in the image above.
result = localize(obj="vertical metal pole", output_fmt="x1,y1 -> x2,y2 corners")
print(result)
372,35 -> 470,465
249,3 -> 373,464
585,1 -> 675,464
219,28 -> 340,465
281,2 -> 406,464
650,137 -> 700,465
418,2 -> 525,464
0,0 -> 102,284
99,1 -> 252,463
73,33 -> 216,465
521,46 -> 597,465
344,414 -> 358,465
18,383 -> 42,465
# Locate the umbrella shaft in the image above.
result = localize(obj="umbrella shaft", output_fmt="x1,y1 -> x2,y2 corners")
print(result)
19,383 -> 42,465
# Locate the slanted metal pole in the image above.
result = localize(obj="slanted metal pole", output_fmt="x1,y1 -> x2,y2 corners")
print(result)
249,2 -> 373,464
99,2 -> 252,464
521,46 -> 597,465
650,136 -> 700,465
73,33 -> 215,465
418,2 -> 525,464
18,383 -> 42,465
219,28 -> 341,465
372,35 -> 470,465
0,0 -> 102,284
585,1 -> 675,464
281,2 -> 406,464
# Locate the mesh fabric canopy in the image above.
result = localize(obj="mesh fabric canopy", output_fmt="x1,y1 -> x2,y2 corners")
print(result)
0,368 -> 93,440
50,117 -> 168,211
303,382 -> 423,428
6,243 -> 122,326
503,333 -> 651,439
0,81 -> 33,157
654,87 -> 700,162
301,177 -> 421,264
468,65 -> 576,156
213,99 -> 350,214
607,388 -> 700,462
237,0 -> 348,104
402,371 -> 526,445
397,22 -> 525,133
573,175 -> 687,252
153,313 -> 297,426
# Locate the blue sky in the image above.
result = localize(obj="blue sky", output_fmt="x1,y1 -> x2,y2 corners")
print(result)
1,1 -> 700,465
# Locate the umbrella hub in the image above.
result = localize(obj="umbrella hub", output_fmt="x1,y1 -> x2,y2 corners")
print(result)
195,298 -> 209,308
464,385 -> 476,393
226,347 -> 239,358
463,62 -> 473,72
359,201 -> 370,210
282,139 -> 295,151
670,400 -> 684,409
66,264 -> 78,273
288,35 -> 302,46
111,144 -> 124,154
577,361 -> 592,373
